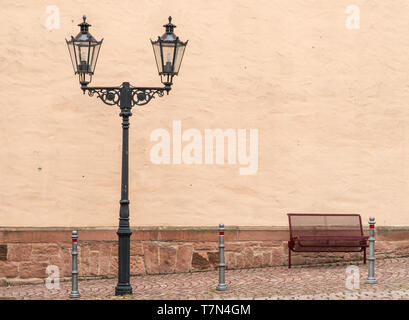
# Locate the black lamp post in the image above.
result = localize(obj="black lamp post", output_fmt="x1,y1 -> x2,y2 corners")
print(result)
66,15 -> 187,296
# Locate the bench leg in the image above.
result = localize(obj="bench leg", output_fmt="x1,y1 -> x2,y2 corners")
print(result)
363,247 -> 367,264
288,246 -> 291,268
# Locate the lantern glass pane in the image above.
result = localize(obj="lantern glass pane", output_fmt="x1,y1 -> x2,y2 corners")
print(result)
66,41 -> 77,73
75,42 -> 90,73
152,41 -> 163,74
88,42 -> 101,74
173,43 -> 186,74
161,42 -> 176,74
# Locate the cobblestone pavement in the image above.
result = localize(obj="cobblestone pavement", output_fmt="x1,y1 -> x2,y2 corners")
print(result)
0,257 -> 408,300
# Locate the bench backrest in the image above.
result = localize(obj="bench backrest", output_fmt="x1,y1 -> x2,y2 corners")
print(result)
287,213 -> 364,239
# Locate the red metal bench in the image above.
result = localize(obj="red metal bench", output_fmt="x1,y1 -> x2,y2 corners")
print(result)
287,213 -> 368,268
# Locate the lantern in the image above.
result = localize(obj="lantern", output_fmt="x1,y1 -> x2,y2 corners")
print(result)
151,16 -> 188,86
66,15 -> 103,86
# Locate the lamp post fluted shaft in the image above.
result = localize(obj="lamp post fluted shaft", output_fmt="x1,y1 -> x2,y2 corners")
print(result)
115,82 -> 133,295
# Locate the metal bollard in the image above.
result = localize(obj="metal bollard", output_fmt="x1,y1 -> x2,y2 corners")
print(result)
365,217 -> 377,284
69,230 -> 81,298
216,223 -> 227,291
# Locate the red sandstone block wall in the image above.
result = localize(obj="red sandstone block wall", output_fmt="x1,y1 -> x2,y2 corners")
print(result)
1,227 -> 409,285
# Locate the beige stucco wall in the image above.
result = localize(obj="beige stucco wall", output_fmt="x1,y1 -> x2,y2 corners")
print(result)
1,0 -> 409,227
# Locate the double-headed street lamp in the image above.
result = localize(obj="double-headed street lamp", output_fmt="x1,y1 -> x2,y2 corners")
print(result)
66,15 -> 188,296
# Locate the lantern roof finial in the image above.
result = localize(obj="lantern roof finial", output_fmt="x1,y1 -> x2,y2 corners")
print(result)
78,14 -> 91,34
163,16 -> 176,34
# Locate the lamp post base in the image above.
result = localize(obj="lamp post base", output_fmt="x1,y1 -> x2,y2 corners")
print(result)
216,284 -> 227,291
69,291 -> 80,298
115,284 -> 133,296
365,278 -> 377,284
115,228 -> 132,296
